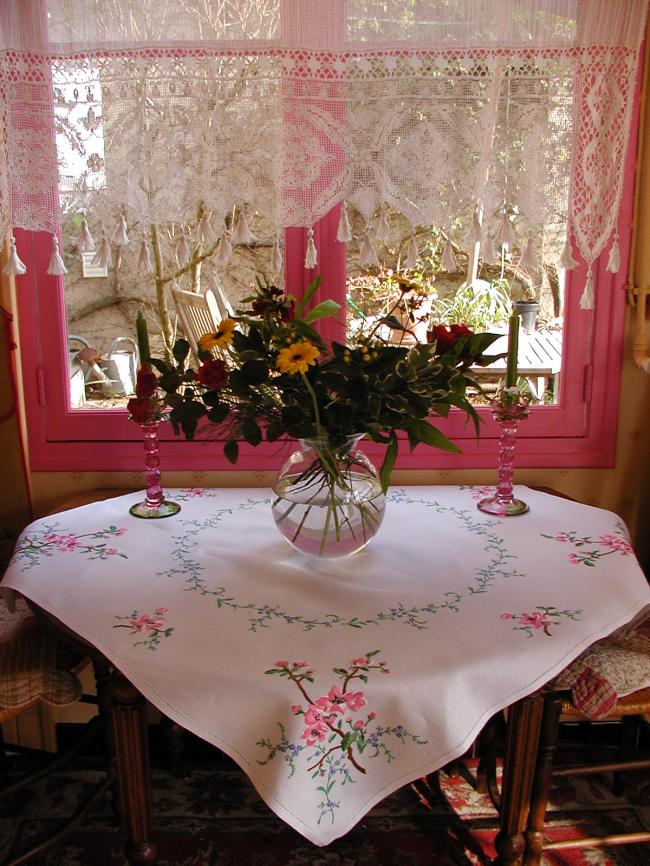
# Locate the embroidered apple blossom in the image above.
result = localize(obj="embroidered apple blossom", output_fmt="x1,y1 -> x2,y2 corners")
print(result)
258,651 -> 426,824
113,608 -> 173,650
460,485 -> 493,502
14,524 -> 128,570
501,606 -> 582,638
542,524 -> 634,567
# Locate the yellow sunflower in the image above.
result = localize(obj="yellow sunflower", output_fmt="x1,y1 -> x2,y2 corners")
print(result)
276,341 -> 320,375
198,318 -> 236,352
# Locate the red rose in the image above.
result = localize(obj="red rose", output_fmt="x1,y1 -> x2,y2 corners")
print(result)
450,324 -> 474,340
127,396 -> 154,423
280,300 -> 295,322
197,358 -> 228,389
251,299 -> 271,317
135,368 -> 158,398
427,323 -> 474,354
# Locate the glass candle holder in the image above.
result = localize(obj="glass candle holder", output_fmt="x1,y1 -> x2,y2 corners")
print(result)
477,394 -> 529,517
129,421 -> 181,519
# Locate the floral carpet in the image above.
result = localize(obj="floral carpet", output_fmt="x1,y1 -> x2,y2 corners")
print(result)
1,756 -> 650,866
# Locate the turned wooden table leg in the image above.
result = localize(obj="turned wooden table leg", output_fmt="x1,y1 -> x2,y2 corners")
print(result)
523,693 -> 563,866
111,670 -> 157,864
493,693 -> 544,866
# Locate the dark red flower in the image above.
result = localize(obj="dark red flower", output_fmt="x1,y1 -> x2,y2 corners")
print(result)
427,324 -> 474,354
280,300 -> 296,322
251,298 -> 271,317
135,368 -> 158,398
197,358 -> 228,389
127,396 -> 155,423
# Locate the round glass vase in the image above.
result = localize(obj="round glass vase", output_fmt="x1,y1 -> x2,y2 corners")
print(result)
271,434 -> 386,558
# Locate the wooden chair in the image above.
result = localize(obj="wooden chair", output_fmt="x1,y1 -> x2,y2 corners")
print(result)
0,597 -> 111,865
473,625 -> 650,866
171,284 -> 235,358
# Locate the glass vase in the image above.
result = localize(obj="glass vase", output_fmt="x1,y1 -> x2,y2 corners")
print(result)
477,397 -> 529,517
129,421 -> 181,519
272,434 -> 386,558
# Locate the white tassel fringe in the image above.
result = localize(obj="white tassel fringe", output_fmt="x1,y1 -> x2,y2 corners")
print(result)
359,233 -> 380,268
560,235 -> 579,270
440,236 -> 457,272
606,237 -> 620,274
79,219 -> 95,252
111,213 -> 129,247
198,212 -> 216,244
175,232 -> 191,267
215,234 -> 232,265
92,231 -> 112,268
47,235 -> 68,275
2,237 -> 26,276
304,228 -> 317,269
518,237 -> 536,274
481,233 -> 497,263
579,268 -> 595,310
375,209 -> 391,243
271,237 -> 283,272
466,208 -> 482,246
498,214 -> 517,247
336,206 -> 352,243
231,210 -> 256,245
404,233 -> 419,269
138,237 -> 154,273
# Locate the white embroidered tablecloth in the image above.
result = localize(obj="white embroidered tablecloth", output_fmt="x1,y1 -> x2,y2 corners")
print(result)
2,485 -> 649,846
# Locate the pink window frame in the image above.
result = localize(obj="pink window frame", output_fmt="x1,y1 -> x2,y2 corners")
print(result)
13,52 -> 640,473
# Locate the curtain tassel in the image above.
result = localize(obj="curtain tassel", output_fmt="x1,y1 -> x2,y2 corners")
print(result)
79,218 -> 95,252
46,235 -> 68,275
92,230 -> 112,268
497,213 -> 517,247
2,237 -> 26,276
336,205 -> 352,243
271,236 -> 283,272
231,209 -> 256,245
198,212 -> 215,244
215,233 -> 232,265
175,231 -> 191,267
560,234 -> 579,270
404,232 -> 419,269
138,236 -> 154,273
304,228 -> 317,269
579,267 -> 595,310
375,208 -> 391,243
359,232 -> 380,268
606,235 -> 620,274
466,207 -> 482,246
481,232 -> 497,264
440,235 -> 457,272
111,213 -> 129,247
518,237 -> 536,274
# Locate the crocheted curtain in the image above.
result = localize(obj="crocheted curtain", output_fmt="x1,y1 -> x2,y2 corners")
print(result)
0,0 -> 646,306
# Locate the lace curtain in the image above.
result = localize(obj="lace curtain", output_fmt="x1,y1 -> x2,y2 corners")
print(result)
0,0 -> 646,306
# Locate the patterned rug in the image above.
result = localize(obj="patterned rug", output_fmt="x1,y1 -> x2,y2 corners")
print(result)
2,756 -> 650,866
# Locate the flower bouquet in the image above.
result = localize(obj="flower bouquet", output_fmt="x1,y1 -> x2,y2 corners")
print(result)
149,277 -> 501,554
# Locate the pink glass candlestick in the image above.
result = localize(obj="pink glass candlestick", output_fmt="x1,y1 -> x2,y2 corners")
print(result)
129,421 -> 181,519
477,396 -> 529,517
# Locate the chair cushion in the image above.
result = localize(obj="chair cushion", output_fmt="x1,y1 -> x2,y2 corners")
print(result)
551,620 -> 650,719
0,597 -> 82,723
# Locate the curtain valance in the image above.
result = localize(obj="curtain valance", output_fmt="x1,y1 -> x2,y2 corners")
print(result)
0,0 -> 646,306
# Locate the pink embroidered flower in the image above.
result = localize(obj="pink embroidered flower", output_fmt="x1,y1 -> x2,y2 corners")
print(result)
326,686 -> 347,712
367,712 -> 376,720
291,705 -> 302,715
113,528 -> 127,536
57,535 -> 80,551
301,722 -> 328,745
274,660 -> 289,668
519,611 -> 551,629
351,657 -> 370,667
568,553 -> 581,564
43,532 -> 63,543
354,720 -> 366,730
555,533 -> 569,542
292,661 -> 309,667
185,488 -> 206,497
128,614 -> 150,633
105,548 -> 118,556
155,607 -> 168,614
344,690 -> 367,712
500,612 -> 514,619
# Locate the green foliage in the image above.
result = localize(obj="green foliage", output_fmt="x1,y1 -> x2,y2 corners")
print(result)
430,279 -> 512,332
150,276 -> 501,491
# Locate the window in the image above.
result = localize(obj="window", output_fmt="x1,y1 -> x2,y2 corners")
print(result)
3,0 -> 644,471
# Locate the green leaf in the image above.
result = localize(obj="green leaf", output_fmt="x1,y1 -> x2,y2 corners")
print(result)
224,439 -> 239,464
265,421 -> 285,442
228,370 -> 251,396
148,357 -> 170,375
304,299 -> 341,324
294,276 -> 321,319
158,371 -> 182,393
379,431 -> 398,493
207,404 -> 229,424
403,419 -> 462,454
172,339 -> 191,364
242,420 -> 262,447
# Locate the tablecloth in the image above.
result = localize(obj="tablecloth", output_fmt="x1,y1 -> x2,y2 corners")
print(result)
2,485 -> 649,846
